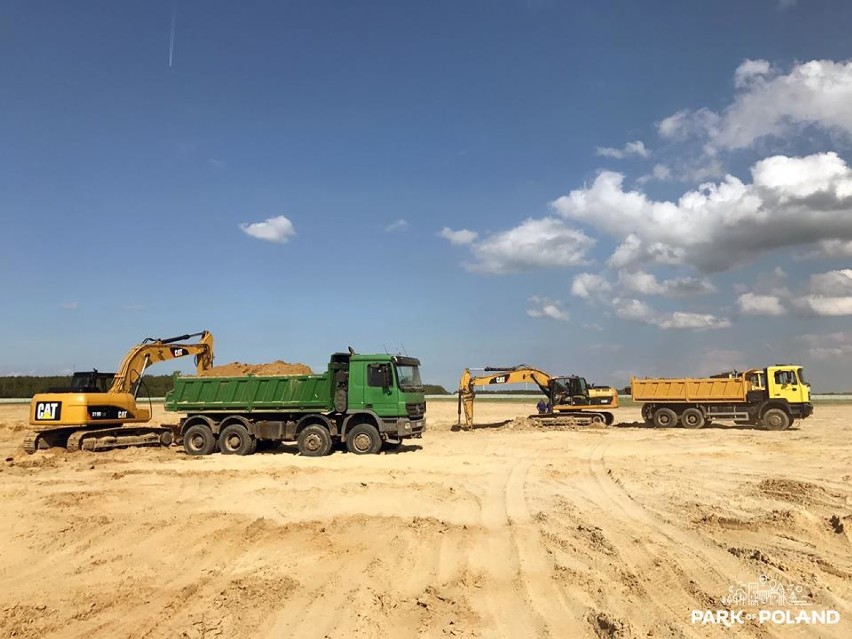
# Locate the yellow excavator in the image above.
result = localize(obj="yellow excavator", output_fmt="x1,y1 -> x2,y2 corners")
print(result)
457,365 -> 619,429
25,331 -> 214,453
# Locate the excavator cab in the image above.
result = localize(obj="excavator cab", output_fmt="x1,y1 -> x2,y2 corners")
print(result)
70,371 -> 115,393
47,370 -> 115,393
550,376 -> 590,406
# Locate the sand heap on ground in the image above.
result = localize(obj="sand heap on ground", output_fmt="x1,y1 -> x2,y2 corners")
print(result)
199,361 -> 312,377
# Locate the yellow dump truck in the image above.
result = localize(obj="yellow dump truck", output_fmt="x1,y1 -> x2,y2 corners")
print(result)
631,364 -> 812,430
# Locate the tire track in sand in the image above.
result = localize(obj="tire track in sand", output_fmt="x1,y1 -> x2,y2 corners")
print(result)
582,440 -> 791,639
469,447 -> 586,637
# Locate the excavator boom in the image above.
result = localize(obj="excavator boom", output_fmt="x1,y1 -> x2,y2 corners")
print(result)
111,331 -> 215,395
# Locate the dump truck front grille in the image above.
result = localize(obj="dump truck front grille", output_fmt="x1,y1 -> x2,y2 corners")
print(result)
406,402 -> 426,419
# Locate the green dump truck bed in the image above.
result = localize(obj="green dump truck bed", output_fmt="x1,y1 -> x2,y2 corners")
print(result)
165,372 -> 332,413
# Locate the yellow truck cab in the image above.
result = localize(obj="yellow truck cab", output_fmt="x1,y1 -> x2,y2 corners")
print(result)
765,365 -> 811,406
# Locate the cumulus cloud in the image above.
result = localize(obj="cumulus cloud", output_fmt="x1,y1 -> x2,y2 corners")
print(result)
637,163 -> 672,185
794,269 -> 852,316
610,298 -> 729,330
798,331 -> 852,359
385,219 -> 409,232
526,296 -> 570,322
658,312 -> 731,330
618,270 -> 715,296
658,59 -> 852,153
595,140 -> 650,159
465,218 -> 594,274
737,292 -> 786,316
818,239 -> 852,257
571,273 -> 612,300
551,152 -> 852,272
239,215 -> 295,243
439,227 -> 478,245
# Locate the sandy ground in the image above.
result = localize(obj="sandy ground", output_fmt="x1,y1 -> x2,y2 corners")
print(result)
0,401 -> 850,639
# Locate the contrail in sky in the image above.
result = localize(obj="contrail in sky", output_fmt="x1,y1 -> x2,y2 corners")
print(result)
168,2 -> 177,67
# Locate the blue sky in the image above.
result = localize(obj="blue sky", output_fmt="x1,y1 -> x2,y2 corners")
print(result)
3,0 -> 852,391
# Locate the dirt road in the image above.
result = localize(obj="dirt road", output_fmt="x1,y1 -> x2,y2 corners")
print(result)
0,402 -> 850,638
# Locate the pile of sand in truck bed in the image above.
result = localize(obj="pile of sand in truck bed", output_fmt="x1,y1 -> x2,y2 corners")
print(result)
199,361 -> 313,377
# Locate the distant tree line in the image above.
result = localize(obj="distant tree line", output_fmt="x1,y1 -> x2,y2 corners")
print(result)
423,384 -> 450,395
0,375 -> 178,399
1,376 -> 452,398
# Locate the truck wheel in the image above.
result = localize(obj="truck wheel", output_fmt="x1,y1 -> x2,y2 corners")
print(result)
641,405 -> 653,423
219,424 -> 254,455
346,423 -> 382,455
297,424 -> 332,457
762,408 -> 790,431
681,408 -> 705,429
183,424 -> 216,456
652,408 -> 678,428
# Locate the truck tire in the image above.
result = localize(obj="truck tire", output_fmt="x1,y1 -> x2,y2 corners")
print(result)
681,407 -> 705,429
652,407 -> 678,428
183,424 -> 217,456
640,405 -> 653,423
761,408 -> 790,431
346,423 -> 382,455
219,423 -> 254,455
297,424 -> 332,457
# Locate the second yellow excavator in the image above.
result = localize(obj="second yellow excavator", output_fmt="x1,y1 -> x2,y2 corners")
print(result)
25,331 -> 214,453
457,365 -> 619,429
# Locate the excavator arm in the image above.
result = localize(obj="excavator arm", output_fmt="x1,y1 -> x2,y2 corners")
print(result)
110,331 -> 215,395
457,365 -> 553,429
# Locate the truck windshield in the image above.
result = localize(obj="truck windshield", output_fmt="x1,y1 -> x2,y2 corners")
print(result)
797,368 -> 807,384
394,364 -> 423,391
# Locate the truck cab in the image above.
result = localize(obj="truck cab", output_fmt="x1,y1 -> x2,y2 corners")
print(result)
765,365 -> 810,406
346,354 -> 426,438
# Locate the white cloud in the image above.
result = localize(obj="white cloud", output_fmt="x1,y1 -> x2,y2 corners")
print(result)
733,59 -> 772,89
737,292 -> 786,316
808,269 -> 852,295
612,298 -> 729,330
799,296 -> 852,316
614,298 -> 656,323
240,215 -> 295,243
465,218 -> 594,274
60,301 -> 78,310
439,227 -> 478,245
818,239 -> 852,257
618,270 -> 715,296
798,331 -> 852,359
658,59 -> 852,153
526,296 -> 570,322
637,163 -> 672,185
551,152 -> 852,272
385,219 -> 409,232
571,272 -> 612,299
795,269 -> 852,316
658,312 -> 731,330
595,140 -> 650,159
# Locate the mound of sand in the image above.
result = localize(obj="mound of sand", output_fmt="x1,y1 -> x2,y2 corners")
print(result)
199,361 -> 313,377
499,416 -> 608,431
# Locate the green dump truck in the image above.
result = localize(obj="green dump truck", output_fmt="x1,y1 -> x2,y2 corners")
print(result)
165,351 -> 426,456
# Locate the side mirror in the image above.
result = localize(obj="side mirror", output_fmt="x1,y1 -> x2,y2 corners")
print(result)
384,367 -> 393,388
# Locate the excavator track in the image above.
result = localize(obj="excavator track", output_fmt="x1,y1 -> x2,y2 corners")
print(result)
66,426 -> 176,452
529,411 -> 610,427
22,432 -> 40,455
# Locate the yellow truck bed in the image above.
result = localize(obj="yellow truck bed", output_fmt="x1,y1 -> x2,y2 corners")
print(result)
631,376 -> 749,403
